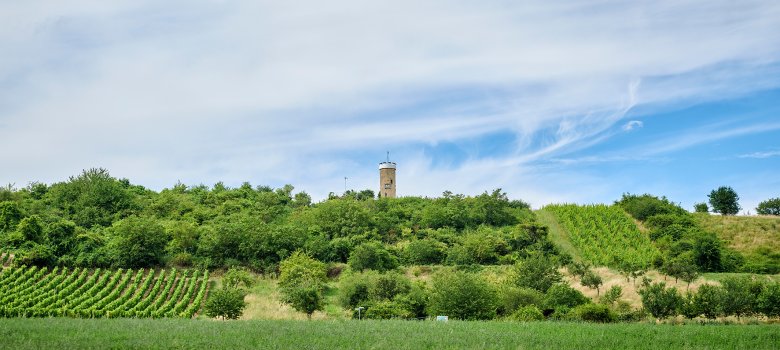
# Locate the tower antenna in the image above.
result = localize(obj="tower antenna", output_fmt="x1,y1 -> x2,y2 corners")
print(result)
386,151 -> 390,162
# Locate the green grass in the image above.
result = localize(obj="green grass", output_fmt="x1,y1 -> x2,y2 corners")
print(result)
536,209 -> 582,262
1,318 -> 778,349
694,214 -> 780,271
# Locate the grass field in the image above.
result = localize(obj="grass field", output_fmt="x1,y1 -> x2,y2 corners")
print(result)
2,318 -> 778,349
694,213 -> 780,273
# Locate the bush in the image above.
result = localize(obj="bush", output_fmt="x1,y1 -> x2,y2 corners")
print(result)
337,272 -> 373,308
204,287 -> 247,320
498,286 -> 543,315
694,202 -> 709,213
370,271 -> 411,301
638,282 -> 682,319
278,252 -> 327,318
348,241 -> 398,272
757,282 -> 780,317
572,303 -> 617,323
693,284 -> 724,319
509,305 -> 544,321
402,239 -> 445,265
427,269 -> 498,320
542,284 -> 589,312
364,300 -> 401,320
514,253 -> 562,293
444,245 -> 476,266
600,285 -> 623,305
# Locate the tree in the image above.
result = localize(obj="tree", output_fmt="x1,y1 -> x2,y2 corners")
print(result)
693,233 -> 722,272
348,241 -> 398,272
693,284 -> 724,319
205,287 -> 247,320
222,267 -> 254,290
721,276 -> 757,319
708,186 -> 740,215
108,216 -> 169,268
427,269 -> 498,320
756,198 -> 780,216
278,252 -> 327,319
693,202 -> 709,213
581,270 -> 603,295
638,282 -> 682,319
514,253 -> 562,293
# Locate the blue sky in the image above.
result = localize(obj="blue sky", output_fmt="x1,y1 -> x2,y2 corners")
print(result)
1,1 -> 779,213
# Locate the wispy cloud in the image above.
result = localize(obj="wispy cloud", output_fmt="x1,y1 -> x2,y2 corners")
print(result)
738,150 -> 780,159
0,0 -> 779,206
623,121 -> 644,131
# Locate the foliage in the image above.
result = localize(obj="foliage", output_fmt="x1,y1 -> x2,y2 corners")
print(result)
542,284 -> 589,312
278,252 -> 327,318
693,284 -> 724,319
581,270 -> 603,295
615,193 -> 687,221
513,253 -> 562,293
571,303 -> 616,323
348,242 -> 398,272
508,305 -> 544,321
498,286 -> 543,315
0,266 -> 209,319
427,269 -> 498,320
638,282 -> 682,319
694,202 -> 709,213
401,239 -> 445,265
756,198 -> 780,216
757,282 -> 780,317
544,204 -> 658,267
222,267 -> 254,290
600,285 -> 622,306
108,216 -> 169,268
708,186 -> 740,216
205,287 -> 247,320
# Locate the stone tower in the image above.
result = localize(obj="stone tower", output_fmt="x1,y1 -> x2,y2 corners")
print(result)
379,154 -> 396,198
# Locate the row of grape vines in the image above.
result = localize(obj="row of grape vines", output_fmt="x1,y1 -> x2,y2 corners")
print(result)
0,265 -> 209,318
544,204 -> 659,267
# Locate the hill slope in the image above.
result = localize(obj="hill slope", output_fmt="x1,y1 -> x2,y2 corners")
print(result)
541,204 -> 658,267
694,214 -> 780,273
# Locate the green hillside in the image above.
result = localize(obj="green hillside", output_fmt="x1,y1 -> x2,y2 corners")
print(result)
541,204 -> 658,267
694,214 -> 780,273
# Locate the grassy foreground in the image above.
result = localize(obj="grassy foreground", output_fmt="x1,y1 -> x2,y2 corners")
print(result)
2,318 -> 779,349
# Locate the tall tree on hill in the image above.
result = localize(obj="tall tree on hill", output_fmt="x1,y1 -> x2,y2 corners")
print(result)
756,198 -> 780,216
708,186 -> 740,216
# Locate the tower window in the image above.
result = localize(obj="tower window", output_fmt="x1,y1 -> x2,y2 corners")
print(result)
384,184 -> 391,189
390,179 -> 393,184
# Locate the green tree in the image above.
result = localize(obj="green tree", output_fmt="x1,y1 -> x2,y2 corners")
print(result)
542,284 -> 589,312
693,233 -> 722,272
756,197 -> 780,216
108,216 -> 169,268
514,253 -> 562,293
278,252 -> 327,319
693,284 -> 724,319
708,186 -> 740,216
222,267 -> 254,290
721,276 -> 757,319
693,202 -> 709,213
427,270 -> 498,320
402,239 -> 445,265
581,270 -> 603,295
757,282 -> 780,317
0,201 -> 23,232
16,215 -> 44,244
348,241 -> 398,272
638,282 -> 682,319
47,168 -> 135,228
205,287 -> 247,320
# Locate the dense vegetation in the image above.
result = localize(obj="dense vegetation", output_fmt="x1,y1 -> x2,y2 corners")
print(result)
543,204 -> 658,267
3,318 -> 780,350
0,168 -> 554,272
694,214 -> 780,274
0,264 -> 208,318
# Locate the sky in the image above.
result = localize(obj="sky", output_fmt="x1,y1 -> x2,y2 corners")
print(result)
1,1 -> 779,213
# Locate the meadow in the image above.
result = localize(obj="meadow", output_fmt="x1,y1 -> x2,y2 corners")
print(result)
2,318 -> 779,350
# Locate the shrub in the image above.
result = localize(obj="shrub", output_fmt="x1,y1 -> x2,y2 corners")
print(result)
694,284 -> 724,319
514,253 -> 562,293
444,245 -> 476,266
757,282 -> 780,317
572,303 -> 617,323
542,284 -> 589,312
600,285 -> 623,305
364,300 -> 401,320
427,269 -> 498,320
369,272 -> 411,301
337,272 -> 373,308
402,239 -> 445,265
509,305 -> 544,321
498,286 -> 543,315
204,287 -> 247,320
278,252 -> 327,318
348,242 -> 398,272
638,282 -> 682,319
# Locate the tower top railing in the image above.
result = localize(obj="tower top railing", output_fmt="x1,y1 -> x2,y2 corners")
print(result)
379,162 -> 396,169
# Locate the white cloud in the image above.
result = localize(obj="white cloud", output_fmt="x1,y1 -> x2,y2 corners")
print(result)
1,0 -> 780,205
738,150 -> 780,159
623,120 -> 644,131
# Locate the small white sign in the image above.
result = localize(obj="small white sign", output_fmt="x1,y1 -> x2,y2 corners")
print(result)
436,316 -> 448,322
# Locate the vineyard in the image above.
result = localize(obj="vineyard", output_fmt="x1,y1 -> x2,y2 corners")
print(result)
0,264 -> 209,318
544,204 -> 659,267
